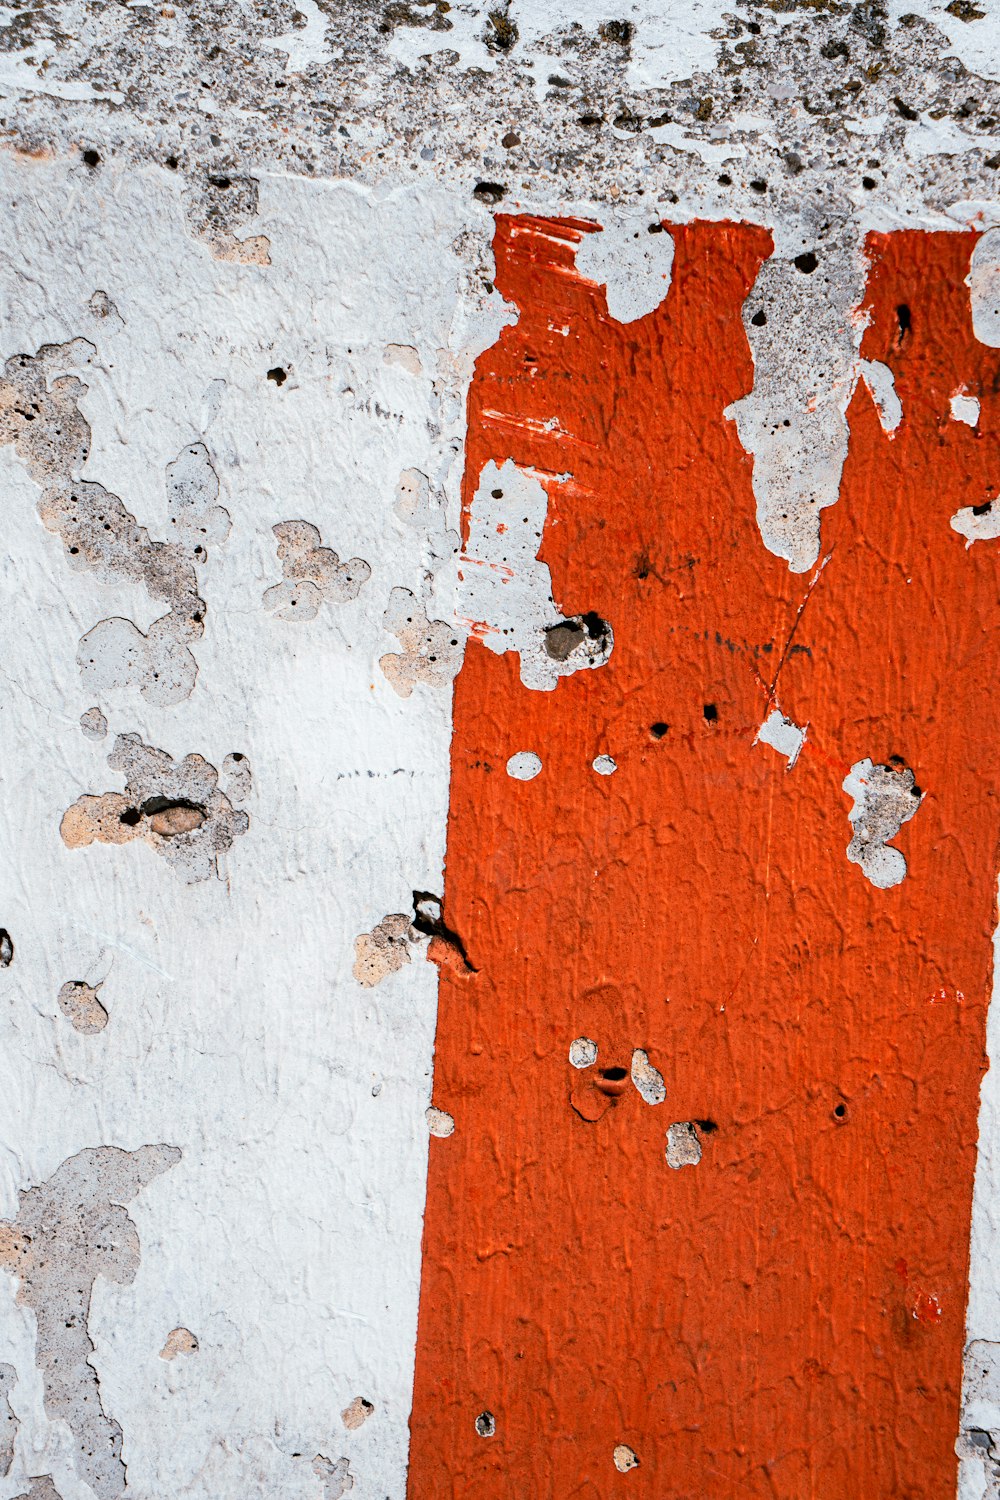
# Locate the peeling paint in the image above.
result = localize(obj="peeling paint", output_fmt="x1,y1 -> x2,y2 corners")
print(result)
843,756 -> 923,889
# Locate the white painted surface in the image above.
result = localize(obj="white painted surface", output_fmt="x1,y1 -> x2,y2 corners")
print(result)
0,156 -> 499,1500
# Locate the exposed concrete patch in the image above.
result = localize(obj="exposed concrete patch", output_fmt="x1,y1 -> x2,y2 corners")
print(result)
843,756 -> 923,889
341,1396 -> 374,1431
0,342 -> 224,706
959,1340 -> 1000,1494
379,587 -> 465,697
969,231 -> 1000,347
57,979 -> 108,1034
61,733 -> 250,883
313,1454 -> 354,1498
754,708 -> 806,768
458,460 -> 613,690
573,214 -> 674,323
79,706 -> 108,740
182,171 -> 271,265
20,1479 -> 60,1500
263,521 -> 371,622
0,1363 -> 16,1476
159,1327 -> 199,1360
353,914 -> 412,987
953,497 -> 1000,545
613,1443 -> 640,1472
728,224 -> 868,574
0,1145 -> 180,1499
666,1122 -> 703,1169
569,1037 -> 598,1069
425,1107 -> 455,1138
630,1049 -> 665,1105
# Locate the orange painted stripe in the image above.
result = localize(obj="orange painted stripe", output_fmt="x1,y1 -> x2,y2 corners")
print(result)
408,219 -> 998,1498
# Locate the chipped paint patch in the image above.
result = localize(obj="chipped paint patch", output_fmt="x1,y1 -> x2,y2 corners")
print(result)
352,914 -> 412,987
57,979 -> 109,1033
159,1327 -> 198,1360
630,1049 -> 665,1105
0,1146 -> 180,1498
843,757 -> 923,889
665,1121 -> 703,1169
61,733 -> 249,883
263,521 -> 370,622
755,708 -> 806,769
379,588 -> 465,697
458,459 -> 612,690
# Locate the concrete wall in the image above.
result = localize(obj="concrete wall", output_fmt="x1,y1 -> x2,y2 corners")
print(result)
0,2 -> 999,1496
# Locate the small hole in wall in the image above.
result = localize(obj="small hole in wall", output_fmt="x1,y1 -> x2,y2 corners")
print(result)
650,722 -> 669,739
751,310 -> 767,327
267,367 -> 287,386
973,501 -> 993,516
695,1118 -> 718,1133
119,808 -> 142,826
165,155 -> 179,169
475,1412 -> 496,1438
82,149 -> 100,168
833,1102 -> 847,1120
718,173 -> 732,186
492,488 -> 503,499
793,251 -> 818,274
600,1066 -> 627,1082
896,304 -> 912,339
0,930 -> 13,967
703,703 -> 718,723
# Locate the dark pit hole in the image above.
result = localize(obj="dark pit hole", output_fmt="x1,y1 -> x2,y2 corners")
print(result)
862,175 -> 877,189
119,808 -> 142,827
751,310 -> 767,326
703,703 -> 718,723
491,488 -> 503,498
82,149 -> 100,168
749,178 -> 767,193
475,1411 -> 496,1438
793,250 -> 818,274
208,174 -> 232,189
650,722 -> 669,739
599,18 -> 634,43
747,19 -> 760,30
579,112 -> 604,127
695,1118 -> 718,1133
165,155 -> 179,170
231,752 -> 245,762
973,501 -> 993,515
0,930 -> 13,967
601,1066 -> 628,1082
473,181 -> 506,205
833,1101 -> 847,1120
897,303 -> 912,338
267,367 -> 287,385
718,173 -> 732,185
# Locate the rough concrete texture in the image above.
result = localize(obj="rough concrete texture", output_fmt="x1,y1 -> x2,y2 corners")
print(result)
0,1 -> 1000,1497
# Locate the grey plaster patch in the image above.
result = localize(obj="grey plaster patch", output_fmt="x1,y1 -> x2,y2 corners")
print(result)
0,1363 -> 17,1476
79,706 -> 107,740
0,1145 -> 181,1499
61,732 -> 250,883
843,756 -> 923,889
573,214 -> 674,323
182,170 -> 271,264
313,1455 -> 354,1499
728,223 -> 868,574
57,979 -> 108,1034
631,1049 -> 665,1105
665,1121 -> 702,1169
458,460 -> 612,690
379,588 -> 465,697
0,341 -> 226,705
264,521 -> 371,622
970,231 -> 1000,347
19,1479 -> 61,1500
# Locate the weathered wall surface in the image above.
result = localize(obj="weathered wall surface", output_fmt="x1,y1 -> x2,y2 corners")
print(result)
2,2 -> 1000,1497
